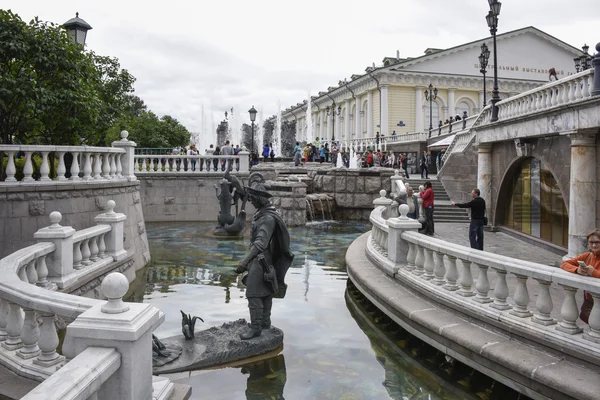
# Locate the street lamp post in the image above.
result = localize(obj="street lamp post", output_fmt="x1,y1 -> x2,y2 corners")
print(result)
424,84 -> 438,137
486,0 -> 502,122
248,106 -> 257,157
62,12 -> 92,46
326,104 -> 341,143
479,43 -> 491,106
574,44 -> 593,72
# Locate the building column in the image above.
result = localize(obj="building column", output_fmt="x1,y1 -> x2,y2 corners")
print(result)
354,97 -> 362,140
567,130 -> 597,258
448,88 -> 456,117
344,99 -> 351,142
319,109 -> 325,141
380,84 -> 389,137
415,86 -> 424,133
367,91 -> 373,137
477,144 -> 493,223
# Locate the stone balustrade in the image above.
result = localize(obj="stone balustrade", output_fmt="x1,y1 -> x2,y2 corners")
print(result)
367,202 -> 600,366
0,204 -> 167,399
134,153 -> 250,174
432,115 -> 477,138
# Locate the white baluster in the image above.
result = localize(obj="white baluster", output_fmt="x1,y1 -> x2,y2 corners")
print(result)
473,263 -> 492,303
34,313 -> 64,367
546,88 -> 554,108
574,78 -> 583,100
567,81 -> 576,102
510,274 -> 531,317
98,233 -> 107,259
582,75 -> 590,98
2,302 -> 23,350
26,259 -> 38,284
115,153 -> 123,178
109,153 -> 117,178
561,83 -> 569,104
36,255 -> 49,287
422,248 -> 434,280
405,242 -> 415,271
413,245 -> 424,276
432,250 -> 445,285
585,292 -> 600,343
0,299 -> 8,341
490,268 -> 511,310
23,151 -> 34,182
556,285 -> 582,334
94,153 -> 103,180
82,152 -> 93,180
18,266 -> 27,282
70,152 -> 80,180
39,151 -> 50,181
56,152 -> 67,181
17,309 -> 40,359
5,151 -> 17,182
141,157 -> 147,172
457,259 -> 474,297
73,241 -> 83,270
81,238 -> 92,266
532,279 -> 555,325
157,156 -> 163,173
89,236 -> 99,262
102,153 -> 111,178
443,255 -> 459,291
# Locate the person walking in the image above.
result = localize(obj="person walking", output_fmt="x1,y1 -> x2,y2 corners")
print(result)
263,143 -> 271,163
420,151 -> 429,179
401,153 -> 410,179
221,140 -> 234,171
451,188 -> 486,250
419,181 -> 434,236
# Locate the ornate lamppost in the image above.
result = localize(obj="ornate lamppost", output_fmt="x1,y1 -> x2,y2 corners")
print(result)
62,12 -> 92,46
326,104 -> 341,143
424,84 -> 438,137
486,0 -> 502,122
479,43 -> 490,106
248,106 -> 257,156
574,44 -> 593,72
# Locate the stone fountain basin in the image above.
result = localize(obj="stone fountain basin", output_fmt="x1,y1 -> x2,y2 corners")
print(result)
153,319 -> 284,374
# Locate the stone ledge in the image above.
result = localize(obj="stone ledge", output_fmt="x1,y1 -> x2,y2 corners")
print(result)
346,232 -> 600,400
0,180 -> 139,193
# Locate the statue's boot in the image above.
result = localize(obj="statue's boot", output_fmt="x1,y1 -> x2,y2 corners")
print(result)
261,296 -> 273,329
240,307 -> 262,340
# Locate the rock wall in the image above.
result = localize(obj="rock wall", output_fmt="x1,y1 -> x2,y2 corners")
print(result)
0,181 -> 150,272
268,182 -> 307,226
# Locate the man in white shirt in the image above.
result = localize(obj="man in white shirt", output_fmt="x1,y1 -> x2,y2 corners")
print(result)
221,140 -> 234,171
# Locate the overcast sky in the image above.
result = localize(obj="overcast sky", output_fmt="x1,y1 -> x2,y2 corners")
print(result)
6,0 -> 599,134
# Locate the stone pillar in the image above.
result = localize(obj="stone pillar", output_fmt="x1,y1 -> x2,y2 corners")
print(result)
94,200 -> 127,261
380,85 -> 389,137
64,273 -> 163,400
320,109 -> 325,141
34,212 -> 76,280
387,204 -> 423,265
367,91 -> 373,137
477,144 -> 493,224
567,131 -> 597,257
415,86 -> 424,133
344,99 -> 351,141
238,151 -> 250,172
448,88 -> 456,117
354,97 -> 361,140
111,130 -> 137,182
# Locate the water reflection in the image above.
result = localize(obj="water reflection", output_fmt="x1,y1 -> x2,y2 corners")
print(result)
242,355 -> 286,400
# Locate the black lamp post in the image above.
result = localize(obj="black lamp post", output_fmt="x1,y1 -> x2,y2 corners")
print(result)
574,44 -> 593,72
486,0 -> 502,122
62,12 -> 92,46
326,104 -> 341,143
479,43 -> 490,106
248,106 -> 257,156
424,84 -> 438,136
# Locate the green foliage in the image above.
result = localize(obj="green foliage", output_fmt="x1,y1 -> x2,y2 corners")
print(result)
105,110 -> 190,148
1,154 -> 58,180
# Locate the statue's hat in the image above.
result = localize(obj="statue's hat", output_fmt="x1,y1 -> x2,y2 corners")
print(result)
246,172 -> 272,198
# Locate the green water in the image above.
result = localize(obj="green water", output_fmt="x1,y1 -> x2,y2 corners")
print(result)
130,221 -> 517,400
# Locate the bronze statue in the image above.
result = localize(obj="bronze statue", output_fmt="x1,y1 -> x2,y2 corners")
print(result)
235,173 -> 294,340
214,170 -> 247,236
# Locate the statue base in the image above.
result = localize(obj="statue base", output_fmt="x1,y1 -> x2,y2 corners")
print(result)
204,226 -> 249,240
153,319 -> 284,374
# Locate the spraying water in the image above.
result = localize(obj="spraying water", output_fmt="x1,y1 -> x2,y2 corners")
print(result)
349,147 -> 358,169
336,148 -> 344,168
275,101 -> 282,157
256,108 -> 264,153
305,94 -> 313,144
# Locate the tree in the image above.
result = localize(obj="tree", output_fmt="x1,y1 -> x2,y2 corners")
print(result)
105,110 -> 190,149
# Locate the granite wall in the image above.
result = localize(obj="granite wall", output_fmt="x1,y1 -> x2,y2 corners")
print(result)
0,181 -> 150,272
268,182 -> 307,226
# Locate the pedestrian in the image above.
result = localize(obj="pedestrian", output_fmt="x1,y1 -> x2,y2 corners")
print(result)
269,143 -> 275,162
294,146 -> 302,166
319,145 -> 325,163
263,143 -> 270,162
420,151 -> 429,179
405,185 -> 419,220
221,140 -> 234,171
419,181 -> 434,236
401,154 -> 410,179
213,146 -> 221,171
205,145 -> 215,171
451,188 -> 486,250
187,145 -> 199,171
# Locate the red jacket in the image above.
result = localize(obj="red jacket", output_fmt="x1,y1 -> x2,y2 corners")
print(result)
420,187 -> 434,208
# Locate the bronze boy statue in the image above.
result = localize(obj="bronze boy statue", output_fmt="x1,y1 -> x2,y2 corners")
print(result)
235,173 -> 294,340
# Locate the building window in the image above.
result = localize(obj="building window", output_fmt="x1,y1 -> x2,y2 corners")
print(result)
456,101 -> 471,118
424,101 -> 440,128
502,157 -> 568,247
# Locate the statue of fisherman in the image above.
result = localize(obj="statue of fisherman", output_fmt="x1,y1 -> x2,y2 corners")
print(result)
235,173 -> 294,340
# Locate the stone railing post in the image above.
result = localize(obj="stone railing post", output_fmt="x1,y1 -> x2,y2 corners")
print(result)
592,43 -> 600,96
386,204 -> 422,265
373,190 -> 393,220
33,212 -> 76,279
63,272 -> 163,400
238,151 -> 250,172
94,200 -> 127,261
112,130 -> 137,181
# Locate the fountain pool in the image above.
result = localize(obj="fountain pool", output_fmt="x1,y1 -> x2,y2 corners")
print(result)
129,221 -> 520,400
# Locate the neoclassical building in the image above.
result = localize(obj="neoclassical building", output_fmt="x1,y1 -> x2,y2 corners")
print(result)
276,27 -> 583,141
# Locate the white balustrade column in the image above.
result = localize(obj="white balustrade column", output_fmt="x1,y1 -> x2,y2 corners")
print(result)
432,251 -> 445,285
82,152 -> 93,180
34,212 -> 76,280
510,274 -> 532,317
238,151 -> 250,173
386,204 -> 421,267
448,88 -> 456,117
17,309 -> 40,359
490,269 -> 511,310
94,200 -> 127,261
40,151 -> 50,181
566,131 -> 596,258
109,153 -> 117,178
477,143 -> 493,225
474,263 -> 492,303
0,299 -> 8,341
367,91 -> 373,137
415,87 -> 424,133
36,256 -> 49,287
23,151 -> 34,182
413,245 -> 425,276
380,85 -> 389,137
532,279 -> 556,325
405,242 -> 416,271
112,130 -> 137,181
2,302 -> 23,350
69,152 -> 80,181
458,259 -> 475,297
585,292 -> 600,343
93,153 -> 103,180
34,312 -> 64,367
443,255 -> 459,291
422,248 -> 434,280
4,150 -> 17,182
556,285 -> 583,334
56,152 -> 67,181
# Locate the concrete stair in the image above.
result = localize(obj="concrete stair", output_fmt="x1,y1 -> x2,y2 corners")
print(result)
407,178 -> 470,223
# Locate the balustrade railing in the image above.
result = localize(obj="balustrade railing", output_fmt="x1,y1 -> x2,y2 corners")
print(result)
367,203 -> 600,357
433,115 -> 477,139
134,153 -> 250,174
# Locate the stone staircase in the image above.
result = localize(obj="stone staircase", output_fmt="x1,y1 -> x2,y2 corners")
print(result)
406,178 -> 470,223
